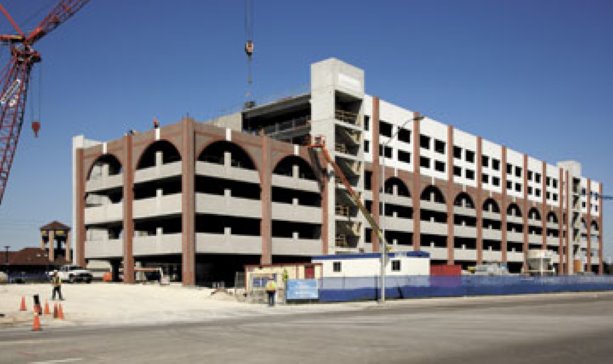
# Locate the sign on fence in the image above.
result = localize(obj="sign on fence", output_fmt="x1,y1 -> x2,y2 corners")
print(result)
286,279 -> 319,300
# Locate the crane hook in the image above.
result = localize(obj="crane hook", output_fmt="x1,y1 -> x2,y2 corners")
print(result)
244,40 -> 254,57
32,120 -> 40,137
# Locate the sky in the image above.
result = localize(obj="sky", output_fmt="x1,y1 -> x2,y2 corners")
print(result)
0,0 -> 612,258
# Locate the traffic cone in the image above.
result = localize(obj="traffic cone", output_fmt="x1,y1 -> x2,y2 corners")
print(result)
19,296 -> 26,311
44,300 -> 50,315
58,304 -> 64,320
53,303 -> 58,319
32,314 -> 42,332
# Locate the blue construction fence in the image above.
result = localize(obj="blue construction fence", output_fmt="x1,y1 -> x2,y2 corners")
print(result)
318,275 -> 613,302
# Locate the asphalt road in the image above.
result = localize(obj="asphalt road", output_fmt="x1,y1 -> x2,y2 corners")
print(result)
1,293 -> 613,364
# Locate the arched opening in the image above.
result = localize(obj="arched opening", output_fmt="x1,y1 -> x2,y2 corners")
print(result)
273,156 -> 316,180
198,141 -> 256,170
483,199 -> 500,214
591,221 -> 599,233
420,185 -> 447,230
384,177 -> 410,197
506,203 -> 523,253
378,177 -> 413,246
528,207 -> 541,221
87,154 -> 122,181
546,211 -> 560,239
137,140 -> 181,169
421,185 -> 445,204
454,192 -> 475,209
507,203 -> 522,218
482,198 -> 502,232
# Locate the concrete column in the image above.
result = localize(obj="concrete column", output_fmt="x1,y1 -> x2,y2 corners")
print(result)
371,97 -> 381,252
123,134 -> 135,283
76,148 -> 86,267
598,182 -> 604,274
476,137 -> 483,264
40,234 -> 45,250
586,179 -> 592,269
501,147 -> 508,264
446,125 -> 455,265
522,154 -> 529,272
558,168 -> 564,275
260,133 -> 272,265
321,164 -> 329,255
48,230 -> 55,263
181,118 -> 196,285
412,117 -> 421,251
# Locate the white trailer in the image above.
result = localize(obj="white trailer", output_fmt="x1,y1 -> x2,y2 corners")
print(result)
312,251 -> 430,278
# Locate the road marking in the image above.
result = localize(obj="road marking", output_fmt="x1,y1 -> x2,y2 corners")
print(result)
30,358 -> 83,364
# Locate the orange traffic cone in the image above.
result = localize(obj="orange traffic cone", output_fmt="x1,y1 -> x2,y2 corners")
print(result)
53,303 -> 58,319
32,314 -> 42,331
44,300 -> 50,315
19,296 -> 26,311
58,304 -> 64,320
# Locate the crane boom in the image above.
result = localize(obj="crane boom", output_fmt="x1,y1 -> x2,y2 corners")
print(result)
0,0 -> 89,205
308,136 -> 386,245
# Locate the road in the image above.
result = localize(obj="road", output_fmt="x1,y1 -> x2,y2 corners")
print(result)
1,292 -> 613,363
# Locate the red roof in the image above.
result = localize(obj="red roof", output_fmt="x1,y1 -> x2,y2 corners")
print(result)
5,248 -> 69,266
40,220 -> 71,231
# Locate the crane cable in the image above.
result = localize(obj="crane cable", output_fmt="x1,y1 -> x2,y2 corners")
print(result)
244,0 -> 254,101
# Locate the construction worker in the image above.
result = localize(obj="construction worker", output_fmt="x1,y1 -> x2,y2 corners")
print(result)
265,277 -> 277,306
51,270 -> 64,301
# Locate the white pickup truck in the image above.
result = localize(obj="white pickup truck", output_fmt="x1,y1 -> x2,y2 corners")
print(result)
49,265 -> 93,283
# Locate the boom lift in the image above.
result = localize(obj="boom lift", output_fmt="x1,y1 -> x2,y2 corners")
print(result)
0,0 -> 89,205
308,135 -> 388,249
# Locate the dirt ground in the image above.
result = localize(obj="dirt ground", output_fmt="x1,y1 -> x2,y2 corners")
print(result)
0,282 -> 332,329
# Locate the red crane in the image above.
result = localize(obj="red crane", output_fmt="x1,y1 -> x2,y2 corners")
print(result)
0,0 -> 89,205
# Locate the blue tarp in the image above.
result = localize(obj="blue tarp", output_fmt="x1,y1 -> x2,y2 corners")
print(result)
318,275 -> 613,302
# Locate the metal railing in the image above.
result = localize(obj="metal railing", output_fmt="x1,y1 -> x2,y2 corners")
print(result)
335,110 -> 361,126
262,116 -> 310,136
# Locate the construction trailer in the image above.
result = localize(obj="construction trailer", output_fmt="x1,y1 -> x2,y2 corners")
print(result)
312,251 -> 430,278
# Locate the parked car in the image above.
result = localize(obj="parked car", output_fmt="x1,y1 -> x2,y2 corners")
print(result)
48,265 -> 93,283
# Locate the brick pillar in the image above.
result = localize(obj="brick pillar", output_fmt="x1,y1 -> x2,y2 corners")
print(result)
76,148 -> 86,267
522,154 -> 529,272
541,162 -> 547,250
371,97 -> 381,252
598,183 -> 604,274
446,126 -> 454,265
123,134 -> 135,283
586,179 -> 592,270
565,170 -> 571,275
260,134 -> 273,265
501,147 -> 508,264
476,137 -> 483,264
181,118 -> 196,285
412,117 -> 421,251
558,168 -> 564,275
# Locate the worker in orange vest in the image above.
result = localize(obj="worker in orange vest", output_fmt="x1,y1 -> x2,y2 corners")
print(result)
265,277 -> 277,306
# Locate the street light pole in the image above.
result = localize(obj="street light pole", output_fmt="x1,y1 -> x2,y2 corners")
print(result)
379,112 -> 423,303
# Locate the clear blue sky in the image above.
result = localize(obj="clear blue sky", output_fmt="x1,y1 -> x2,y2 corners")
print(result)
0,0 -> 612,259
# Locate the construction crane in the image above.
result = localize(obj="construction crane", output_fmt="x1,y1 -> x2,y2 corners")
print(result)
243,0 -> 255,108
308,135 -> 387,247
0,0 -> 89,205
